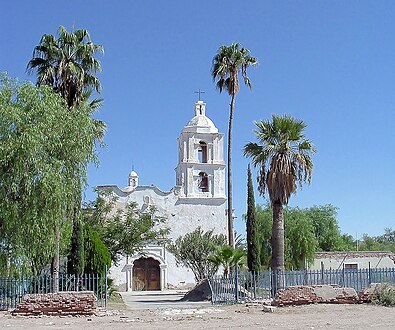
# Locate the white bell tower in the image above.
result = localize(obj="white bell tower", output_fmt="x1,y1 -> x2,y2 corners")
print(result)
128,170 -> 139,189
175,100 -> 226,199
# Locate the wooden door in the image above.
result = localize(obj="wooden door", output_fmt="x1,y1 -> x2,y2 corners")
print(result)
132,258 -> 160,291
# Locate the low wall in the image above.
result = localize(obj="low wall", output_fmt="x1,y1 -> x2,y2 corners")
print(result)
12,291 -> 97,316
273,285 -> 359,306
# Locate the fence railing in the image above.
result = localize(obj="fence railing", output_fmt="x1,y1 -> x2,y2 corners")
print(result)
209,267 -> 395,305
0,273 -> 108,310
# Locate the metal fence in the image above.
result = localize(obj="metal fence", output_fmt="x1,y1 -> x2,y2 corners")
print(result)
0,273 -> 108,310
209,267 -> 395,304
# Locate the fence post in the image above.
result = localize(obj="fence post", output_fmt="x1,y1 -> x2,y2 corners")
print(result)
207,278 -> 215,305
368,262 -> 371,286
105,265 -> 108,308
235,263 -> 239,303
270,268 -> 275,299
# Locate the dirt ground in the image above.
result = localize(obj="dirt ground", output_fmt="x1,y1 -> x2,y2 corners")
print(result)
0,303 -> 394,329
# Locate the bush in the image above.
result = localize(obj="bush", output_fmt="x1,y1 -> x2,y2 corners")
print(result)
372,283 -> 395,307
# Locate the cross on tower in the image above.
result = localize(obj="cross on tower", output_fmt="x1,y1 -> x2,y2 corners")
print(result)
194,89 -> 205,101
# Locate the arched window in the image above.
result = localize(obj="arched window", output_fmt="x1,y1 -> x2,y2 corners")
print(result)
198,141 -> 208,163
198,172 -> 209,192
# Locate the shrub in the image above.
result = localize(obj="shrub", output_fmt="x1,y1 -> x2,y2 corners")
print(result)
372,283 -> 395,307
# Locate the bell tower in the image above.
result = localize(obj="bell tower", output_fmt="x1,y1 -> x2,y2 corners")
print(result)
175,100 -> 226,199
128,170 -> 139,189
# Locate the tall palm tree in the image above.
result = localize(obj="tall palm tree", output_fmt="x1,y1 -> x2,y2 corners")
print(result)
27,26 -> 104,291
211,43 -> 258,247
243,115 -> 315,272
27,25 -> 103,109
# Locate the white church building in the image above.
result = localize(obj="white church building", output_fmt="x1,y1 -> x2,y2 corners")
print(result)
100,100 -> 228,291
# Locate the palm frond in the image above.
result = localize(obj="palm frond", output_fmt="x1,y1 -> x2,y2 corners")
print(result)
211,42 -> 258,96
27,25 -> 103,109
244,115 -> 315,203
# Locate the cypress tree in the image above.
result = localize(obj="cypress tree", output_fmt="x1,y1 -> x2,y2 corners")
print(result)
67,217 -> 85,274
83,226 -> 111,274
247,164 -> 260,272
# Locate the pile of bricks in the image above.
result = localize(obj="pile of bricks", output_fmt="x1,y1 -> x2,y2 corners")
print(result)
12,291 -> 97,316
273,285 -> 359,307
273,286 -> 318,306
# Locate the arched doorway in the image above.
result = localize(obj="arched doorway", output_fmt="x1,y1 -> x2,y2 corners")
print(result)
132,257 -> 160,291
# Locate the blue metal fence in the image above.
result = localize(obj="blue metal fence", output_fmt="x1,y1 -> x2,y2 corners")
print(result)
0,273 -> 108,310
209,267 -> 395,304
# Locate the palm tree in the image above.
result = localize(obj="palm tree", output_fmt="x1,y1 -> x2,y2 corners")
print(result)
27,25 -> 103,109
27,26 -> 104,291
211,43 -> 258,247
208,245 -> 246,277
243,115 -> 315,272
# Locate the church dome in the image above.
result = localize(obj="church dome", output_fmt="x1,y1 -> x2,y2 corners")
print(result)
128,170 -> 138,178
183,101 -> 218,133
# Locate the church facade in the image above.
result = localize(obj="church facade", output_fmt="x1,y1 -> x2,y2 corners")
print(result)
100,101 -> 227,291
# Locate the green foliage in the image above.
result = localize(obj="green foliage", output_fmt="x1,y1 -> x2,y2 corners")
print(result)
0,75 -> 102,275
359,228 -> 395,253
254,204 -> 340,270
67,217 -> 85,274
83,226 -> 111,274
246,164 -> 260,272
253,205 -> 395,269
284,209 -> 318,270
372,283 -> 395,307
338,234 -> 356,251
208,245 -> 246,276
83,190 -> 169,264
306,205 -> 342,251
254,205 -> 273,269
168,227 -> 226,282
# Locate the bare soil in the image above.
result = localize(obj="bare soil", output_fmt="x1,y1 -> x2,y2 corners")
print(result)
1,303 -> 394,329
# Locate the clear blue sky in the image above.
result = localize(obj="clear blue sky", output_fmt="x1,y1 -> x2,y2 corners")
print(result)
1,1 -> 394,238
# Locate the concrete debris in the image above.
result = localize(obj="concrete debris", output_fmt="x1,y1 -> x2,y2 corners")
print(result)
262,305 -> 277,313
159,307 -> 223,316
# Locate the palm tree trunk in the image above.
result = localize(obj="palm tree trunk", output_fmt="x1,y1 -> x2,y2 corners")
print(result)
271,202 -> 285,272
227,94 -> 235,248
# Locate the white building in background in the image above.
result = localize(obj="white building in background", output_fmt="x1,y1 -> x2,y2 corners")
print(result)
99,100 -> 227,291
310,251 -> 395,271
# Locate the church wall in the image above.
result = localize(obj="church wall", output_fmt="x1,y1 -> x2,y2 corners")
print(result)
107,186 -> 226,290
